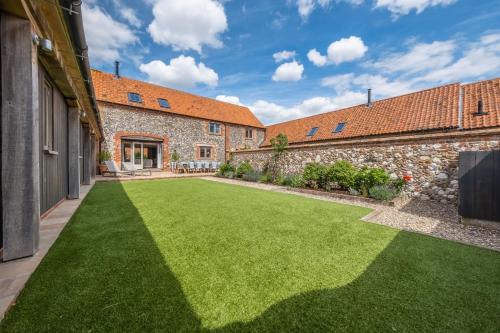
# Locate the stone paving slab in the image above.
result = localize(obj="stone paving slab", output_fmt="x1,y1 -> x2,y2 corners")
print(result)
0,182 -> 94,320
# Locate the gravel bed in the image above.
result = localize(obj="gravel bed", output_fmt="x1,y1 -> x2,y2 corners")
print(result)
203,177 -> 500,252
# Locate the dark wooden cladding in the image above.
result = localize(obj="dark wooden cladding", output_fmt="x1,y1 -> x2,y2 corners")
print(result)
39,66 -> 68,214
459,150 -> 500,222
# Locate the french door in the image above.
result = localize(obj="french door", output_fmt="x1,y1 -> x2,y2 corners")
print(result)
122,141 -> 162,170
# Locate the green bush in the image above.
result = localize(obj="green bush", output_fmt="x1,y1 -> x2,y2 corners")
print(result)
99,150 -> 111,162
302,163 -> 327,189
369,184 -> 400,201
236,161 -> 253,178
282,174 -> 305,188
225,171 -> 235,179
391,178 -> 406,192
355,167 -> 390,196
242,170 -> 261,182
326,160 -> 357,190
219,162 -> 236,176
259,173 -> 271,183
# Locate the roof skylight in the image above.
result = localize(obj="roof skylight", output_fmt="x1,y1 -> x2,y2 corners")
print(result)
332,122 -> 346,133
158,98 -> 171,108
307,127 -> 319,136
127,92 -> 142,103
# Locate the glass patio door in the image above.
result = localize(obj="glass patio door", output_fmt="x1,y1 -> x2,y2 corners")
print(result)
133,142 -> 143,169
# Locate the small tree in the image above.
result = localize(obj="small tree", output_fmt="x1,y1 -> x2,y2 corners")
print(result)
99,150 -> 111,163
171,150 -> 180,162
268,133 -> 288,182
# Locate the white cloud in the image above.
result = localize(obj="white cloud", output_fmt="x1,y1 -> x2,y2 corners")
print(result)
374,0 -> 457,17
369,40 -> 456,75
322,73 -> 413,98
308,36 -> 368,66
273,50 -> 297,62
139,56 -> 218,89
247,91 -> 366,124
296,0 -> 332,20
272,61 -> 304,82
215,95 -> 244,106
82,3 -> 138,62
327,36 -> 368,64
307,49 -> 328,66
148,0 -> 227,53
120,7 -> 142,27
321,73 -> 355,92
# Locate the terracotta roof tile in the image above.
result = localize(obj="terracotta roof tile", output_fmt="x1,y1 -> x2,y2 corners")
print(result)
91,69 -> 264,128
462,78 -> 500,130
263,82 -> 462,146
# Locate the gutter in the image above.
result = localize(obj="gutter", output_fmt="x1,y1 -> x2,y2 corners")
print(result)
59,0 -> 103,137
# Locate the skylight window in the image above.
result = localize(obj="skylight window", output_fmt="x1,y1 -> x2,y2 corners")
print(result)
158,98 -> 170,108
307,127 -> 319,137
332,122 -> 346,133
127,92 -> 142,103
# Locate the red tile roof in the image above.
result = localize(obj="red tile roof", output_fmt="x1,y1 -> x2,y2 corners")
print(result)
462,78 -> 500,130
262,78 -> 500,146
91,69 -> 264,128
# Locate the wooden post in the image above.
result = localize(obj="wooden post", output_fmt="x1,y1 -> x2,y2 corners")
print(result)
1,13 -> 40,260
67,107 -> 80,199
82,125 -> 91,185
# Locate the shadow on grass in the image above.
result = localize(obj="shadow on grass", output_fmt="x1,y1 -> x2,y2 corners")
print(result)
1,181 -> 499,332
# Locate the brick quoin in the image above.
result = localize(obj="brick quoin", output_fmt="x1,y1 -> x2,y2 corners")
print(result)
113,131 -> 169,170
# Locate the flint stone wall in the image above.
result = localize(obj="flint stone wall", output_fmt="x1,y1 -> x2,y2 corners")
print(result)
232,133 -> 500,204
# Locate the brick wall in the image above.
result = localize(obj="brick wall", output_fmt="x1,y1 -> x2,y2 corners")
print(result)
232,131 -> 500,204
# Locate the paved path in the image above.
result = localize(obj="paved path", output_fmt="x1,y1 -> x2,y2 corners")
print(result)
203,177 -> 500,252
0,182 -> 95,320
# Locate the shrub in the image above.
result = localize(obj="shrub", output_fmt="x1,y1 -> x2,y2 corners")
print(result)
369,184 -> 400,201
236,161 -> 253,178
225,171 -> 235,179
219,162 -> 236,176
355,167 -> 390,196
99,150 -> 111,162
302,163 -> 327,189
242,170 -> 261,182
282,174 -> 304,188
391,178 -> 406,193
326,160 -> 357,190
171,150 -> 180,162
259,173 -> 271,183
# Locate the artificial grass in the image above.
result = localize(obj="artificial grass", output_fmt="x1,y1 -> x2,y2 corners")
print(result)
1,179 -> 499,332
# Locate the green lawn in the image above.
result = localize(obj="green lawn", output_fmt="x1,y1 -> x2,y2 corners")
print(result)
1,179 -> 499,332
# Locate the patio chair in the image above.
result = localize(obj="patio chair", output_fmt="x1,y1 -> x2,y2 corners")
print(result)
188,161 -> 195,173
203,161 -> 210,172
104,161 -> 134,177
122,163 -> 152,176
195,161 -> 203,173
211,161 -> 218,172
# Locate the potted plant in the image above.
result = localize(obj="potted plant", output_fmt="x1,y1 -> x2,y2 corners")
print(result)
171,150 -> 180,172
98,150 -> 111,175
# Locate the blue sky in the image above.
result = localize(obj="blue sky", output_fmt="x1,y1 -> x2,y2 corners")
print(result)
83,0 -> 500,124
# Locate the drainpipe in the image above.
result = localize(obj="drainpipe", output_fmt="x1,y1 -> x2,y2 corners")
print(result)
458,85 -> 464,130
59,0 -> 104,137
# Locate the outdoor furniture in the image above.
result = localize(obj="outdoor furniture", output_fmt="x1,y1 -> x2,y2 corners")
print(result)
204,161 -> 211,172
104,161 -> 134,177
122,163 -> 153,176
188,161 -> 195,173
211,161 -> 218,172
195,161 -> 203,172
170,161 -> 177,173
144,159 -> 153,168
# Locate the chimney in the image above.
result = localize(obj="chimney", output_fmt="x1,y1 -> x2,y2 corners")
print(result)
114,60 -> 120,78
367,88 -> 372,107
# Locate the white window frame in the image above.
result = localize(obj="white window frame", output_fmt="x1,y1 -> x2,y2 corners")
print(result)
209,122 -> 221,134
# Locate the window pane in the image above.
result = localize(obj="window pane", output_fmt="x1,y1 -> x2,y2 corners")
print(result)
307,127 -> 319,136
123,142 -> 132,162
128,92 -> 142,103
333,122 -> 346,133
158,98 -> 170,108
209,123 -> 220,134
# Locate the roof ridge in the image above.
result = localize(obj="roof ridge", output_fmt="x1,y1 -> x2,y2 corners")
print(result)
266,82 -> 461,128
460,76 -> 500,87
